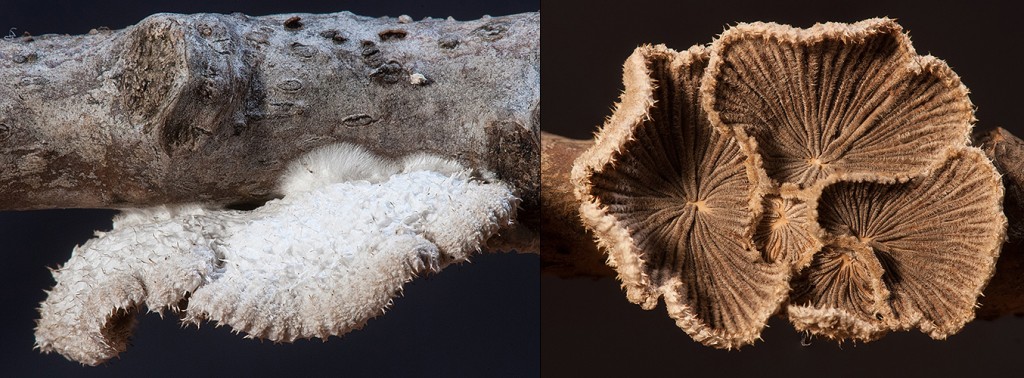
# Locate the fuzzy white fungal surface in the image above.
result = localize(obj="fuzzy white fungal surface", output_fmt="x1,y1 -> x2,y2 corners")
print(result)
279,143 -> 400,195
35,144 -> 517,365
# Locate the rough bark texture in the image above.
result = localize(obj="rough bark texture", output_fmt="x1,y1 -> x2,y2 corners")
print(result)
0,11 -> 539,214
542,128 -> 1024,319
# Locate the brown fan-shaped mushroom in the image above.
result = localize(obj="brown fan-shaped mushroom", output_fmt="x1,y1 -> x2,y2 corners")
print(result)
788,235 -> 890,340
753,195 -> 822,270
701,18 -> 973,197
572,44 -> 790,348
788,148 -> 1005,340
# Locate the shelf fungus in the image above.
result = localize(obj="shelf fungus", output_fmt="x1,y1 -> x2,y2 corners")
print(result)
35,143 -> 517,365
789,148 -> 1005,341
701,18 -> 974,198
572,45 -> 790,348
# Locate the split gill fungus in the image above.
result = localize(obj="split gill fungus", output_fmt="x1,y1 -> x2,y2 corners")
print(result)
568,17 -> 1006,348
702,18 -> 974,198
573,45 -> 790,349
790,148 -> 1005,341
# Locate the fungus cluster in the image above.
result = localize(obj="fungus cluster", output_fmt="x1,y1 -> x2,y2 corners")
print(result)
36,143 -> 518,365
572,18 -> 1005,347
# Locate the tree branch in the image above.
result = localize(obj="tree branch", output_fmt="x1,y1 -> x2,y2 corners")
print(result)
0,11 -> 539,214
9,11 -> 539,365
540,132 -> 612,277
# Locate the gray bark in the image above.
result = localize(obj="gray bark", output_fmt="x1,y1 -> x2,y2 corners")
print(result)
0,11 -> 539,215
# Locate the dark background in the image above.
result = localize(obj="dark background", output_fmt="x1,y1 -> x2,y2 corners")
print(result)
541,0 -> 1024,376
0,1 -> 538,376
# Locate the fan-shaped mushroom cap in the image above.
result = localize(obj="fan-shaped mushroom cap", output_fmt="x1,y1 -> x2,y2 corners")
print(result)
754,195 -> 822,271
789,147 -> 1005,340
789,235 -> 890,340
572,44 -> 790,348
702,18 -> 974,198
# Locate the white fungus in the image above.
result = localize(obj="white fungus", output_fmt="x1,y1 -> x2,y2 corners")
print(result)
35,143 -> 517,365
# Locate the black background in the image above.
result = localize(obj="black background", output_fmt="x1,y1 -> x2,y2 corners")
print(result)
0,1 -> 538,376
541,0 -> 1024,376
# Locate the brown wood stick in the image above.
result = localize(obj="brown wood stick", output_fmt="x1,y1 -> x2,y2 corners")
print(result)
540,132 -> 612,277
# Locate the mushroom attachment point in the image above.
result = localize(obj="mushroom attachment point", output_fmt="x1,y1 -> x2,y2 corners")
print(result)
573,45 -> 790,348
788,148 -> 1005,341
34,143 -> 518,365
701,18 -> 974,197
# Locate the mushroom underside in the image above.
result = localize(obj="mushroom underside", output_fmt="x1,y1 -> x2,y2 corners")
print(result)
703,18 -> 973,195
791,148 -> 1004,340
576,45 -> 790,348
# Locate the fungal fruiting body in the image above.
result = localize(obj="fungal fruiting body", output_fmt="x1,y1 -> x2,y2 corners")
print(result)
702,18 -> 973,198
790,148 -> 1005,341
36,143 -> 517,365
699,18 -> 1003,341
573,45 -> 790,348
754,195 -> 822,271
572,17 -> 1004,347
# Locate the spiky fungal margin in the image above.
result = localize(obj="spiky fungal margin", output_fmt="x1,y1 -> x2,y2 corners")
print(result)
572,45 -> 791,349
790,147 -> 1005,341
560,17 -> 1002,348
35,143 -> 517,365
701,17 -> 974,199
